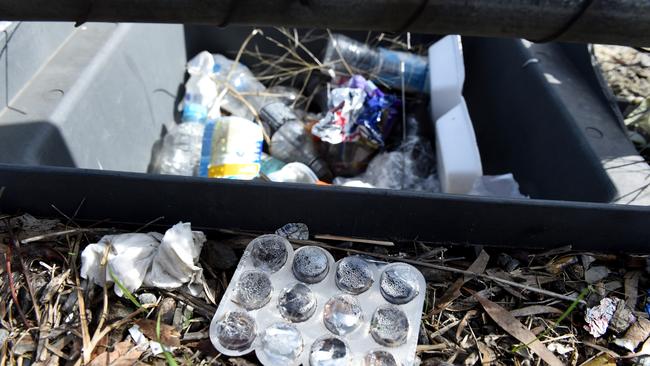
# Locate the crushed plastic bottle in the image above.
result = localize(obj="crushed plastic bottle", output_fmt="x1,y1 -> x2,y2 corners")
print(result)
270,115 -> 333,181
323,34 -> 429,93
153,122 -> 205,176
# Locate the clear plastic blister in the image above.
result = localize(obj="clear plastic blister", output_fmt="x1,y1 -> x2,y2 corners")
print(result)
210,234 -> 426,365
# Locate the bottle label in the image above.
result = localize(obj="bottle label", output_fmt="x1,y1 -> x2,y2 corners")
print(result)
199,117 -> 263,180
378,48 -> 429,93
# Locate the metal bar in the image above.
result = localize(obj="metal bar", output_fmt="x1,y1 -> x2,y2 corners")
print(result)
0,0 -> 648,46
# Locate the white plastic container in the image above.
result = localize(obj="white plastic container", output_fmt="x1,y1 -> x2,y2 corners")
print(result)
435,99 -> 483,194
428,35 -> 465,120
428,35 -> 483,194
210,235 -> 426,366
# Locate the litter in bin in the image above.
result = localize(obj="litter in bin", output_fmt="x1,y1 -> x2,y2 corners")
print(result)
150,29 -> 526,198
334,114 -> 439,191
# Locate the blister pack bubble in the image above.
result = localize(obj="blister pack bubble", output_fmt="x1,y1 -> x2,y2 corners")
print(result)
210,234 -> 426,365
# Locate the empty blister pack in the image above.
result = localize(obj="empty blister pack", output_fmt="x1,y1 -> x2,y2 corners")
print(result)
210,234 -> 426,365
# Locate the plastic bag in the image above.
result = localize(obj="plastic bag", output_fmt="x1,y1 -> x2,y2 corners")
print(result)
468,174 -> 527,198
334,115 -> 439,191
80,222 -> 206,297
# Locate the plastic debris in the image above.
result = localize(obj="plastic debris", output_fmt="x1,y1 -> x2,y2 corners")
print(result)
80,222 -> 206,297
312,75 -> 399,148
312,87 -> 366,145
334,114 -> 439,191
266,162 -> 319,184
153,122 -> 205,176
275,222 -> 310,241
585,266 -> 611,284
469,174 -> 527,198
210,234 -> 425,365
584,298 -> 618,338
323,33 -> 429,93
258,322 -> 303,365
270,119 -> 333,180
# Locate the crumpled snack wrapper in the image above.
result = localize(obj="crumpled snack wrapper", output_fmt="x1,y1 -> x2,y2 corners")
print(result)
584,297 -> 636,338
80,222 -> 206,297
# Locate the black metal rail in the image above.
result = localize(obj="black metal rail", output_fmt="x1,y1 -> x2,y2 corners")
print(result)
0,0 -> 648,46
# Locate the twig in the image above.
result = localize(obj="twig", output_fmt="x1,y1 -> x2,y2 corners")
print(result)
7,223 -> 42,327
21,228 -> 116,244
78,305 -> 151,365
69,235 -> 91,363
292,239 -> 584,304
135,216 -> 165,233
4,241 -> 30,328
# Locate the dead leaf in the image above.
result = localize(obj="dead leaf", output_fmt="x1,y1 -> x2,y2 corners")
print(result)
585,266 -> 610,284
624,271 -> 641,308
472,291 -> 563,366
609,299 -> 636,333
134,319 -> 181,347
456,310 -> 477,342
464,352 -> 479,366
485,268 -> 527,300
546,255 -> 578,275
435,250 -> 490,312
510,305 -> 563,318
40,270 -> 70,303
476,341 -> 497,364
613,317 -> 650,351
88,340 -> 143,366
580,353 -> 616,366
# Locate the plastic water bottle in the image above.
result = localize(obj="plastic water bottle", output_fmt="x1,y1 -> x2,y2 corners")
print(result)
269,115 -> 333,181
154,122 -> 205,176
323,34 -> 429,93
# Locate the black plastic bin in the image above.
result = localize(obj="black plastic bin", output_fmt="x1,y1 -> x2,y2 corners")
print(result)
1,23 -> 647,251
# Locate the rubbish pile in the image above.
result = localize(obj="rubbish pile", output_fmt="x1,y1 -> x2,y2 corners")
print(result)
151,30 -> 524,198
3,213 -> 650,365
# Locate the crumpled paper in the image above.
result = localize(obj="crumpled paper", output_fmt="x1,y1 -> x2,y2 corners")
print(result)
584,297 -> 636,337
585,298 -> 618,337
80,222 -> 206,297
